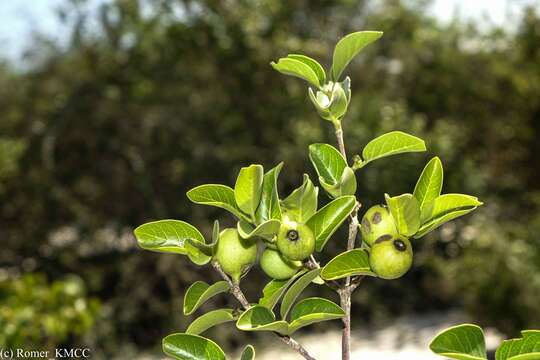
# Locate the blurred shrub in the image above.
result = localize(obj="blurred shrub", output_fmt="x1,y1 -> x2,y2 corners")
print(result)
0,273 -> 100,349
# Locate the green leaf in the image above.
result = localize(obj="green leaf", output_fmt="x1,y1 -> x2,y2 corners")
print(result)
162,333 -> 226,360
187,184 -> 247,221
331,31 -> 383,80
234,165 -> 264,219
258,270 -> 307,310
237,219 -> 281,240
496,330 -> 540,360
236,305 -> 289,335
287,54 -> 326,85
385,194 -> 421,237
255,163 -> 283,224
320,166 -> 357,198
186,238 -> 215,257
185,309 -> 236,335
413,157 -> 444,222
183,281 -> 231,315
430,324 -> 487,360
306,196 -> 356,252
288,297 -> 345,334
309,143 -> 347,186
414,194 -> 483,238
134,220 -> 211,265
280,269 -> 321,320
321,249 -> 375,280
212,220 -> 220,244
361,131 -> 426,166
271,57 -> 321,87
240,345 -> 256,360
281,174 -> 318,222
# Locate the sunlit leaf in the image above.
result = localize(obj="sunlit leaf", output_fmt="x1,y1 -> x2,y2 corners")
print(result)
287,54 -> 326,85
281,175 -> 318,222
306,195 -> 356,251
255,163 -> 283,224
234,164 -> 264,219
321,249 -> 375,280
361,131 -> 426,166
240,345 -> 256,360
185,309 -> 236,335
309,143 -> 347,186
496,330 -> 540,360
259,270 -> 307,310
280,269 -> 321,320
415,194 -> 482,238
187,184 -> 247,221
183,281 -> 230,315
385,193 -> 421,237
288,297 -> 345,334
237,219 -> 281,240
413,157 -> 443,222
331,31 -> 383,80
429,324 -> 487,360
236,305 -> 289,335
271,57 -> 321,87
134,220 -> 211,265
162,333 -> 226,360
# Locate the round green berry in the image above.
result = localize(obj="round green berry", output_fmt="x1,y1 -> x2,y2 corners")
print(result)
214,228 -> 257,283
360,205 -> 399,247
260,248 -> 302,280
369,235 -> 413,280
276,220 -> 315,261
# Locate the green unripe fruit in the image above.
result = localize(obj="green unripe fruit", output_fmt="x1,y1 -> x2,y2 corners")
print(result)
214,228 -> 257,283
369,235 -> 413,280
276,220 -> 315,261
360,205 -> 399,247
260,248 -> 302,280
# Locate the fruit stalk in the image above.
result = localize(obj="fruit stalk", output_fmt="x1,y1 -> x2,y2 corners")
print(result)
211,261 -> 316,360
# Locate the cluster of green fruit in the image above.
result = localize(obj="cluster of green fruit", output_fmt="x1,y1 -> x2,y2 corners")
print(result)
215,203 -> 413,282
214,218 -> 315,282
360,205 -> 413,279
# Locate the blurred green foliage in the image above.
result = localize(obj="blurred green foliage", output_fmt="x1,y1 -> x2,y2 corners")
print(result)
0,0 -> 539,356
0,273 -> 99,349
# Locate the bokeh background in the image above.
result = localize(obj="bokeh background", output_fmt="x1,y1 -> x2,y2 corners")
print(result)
1,0 -> 539,358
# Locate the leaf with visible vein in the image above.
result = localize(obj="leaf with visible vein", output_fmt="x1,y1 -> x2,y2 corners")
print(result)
134,220 -> 210,265
255,163 -> 283,224
183,281 -> 230,315
321,249 -> 375,280
187,184 -> 247,220
280,269 -> 321,320
331,31 -> 383,80
361,131 -> 426,166
413,157 -> 443,222
306,196 -> 356,252
271,58 -> 321,87
162,333 -> 226,360
429,324 -> 487,360
185,309 -> 236,335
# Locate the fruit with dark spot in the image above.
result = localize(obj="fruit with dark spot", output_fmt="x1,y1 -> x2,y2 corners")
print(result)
260,248 -> 302,280
276,219 -> 315,261
214,228 -> 257,283
369,235 -> 413,280
360,205 -> 399,247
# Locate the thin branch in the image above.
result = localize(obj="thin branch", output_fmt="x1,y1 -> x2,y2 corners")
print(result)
334,122 -> 347,161
211,261 -> 249,308
280,336 -> 316,360
333,119 -> 364,360
304,255 -> 340,291
211,261 -> 317,360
